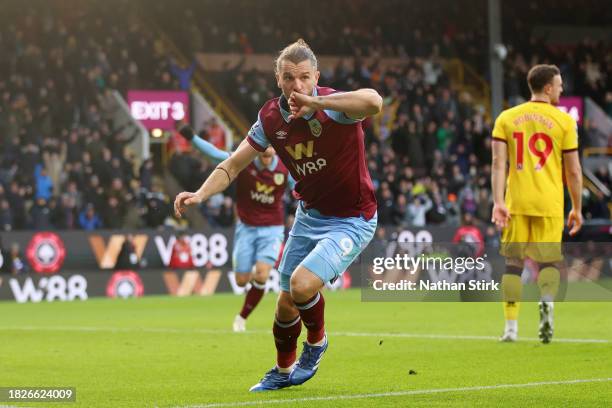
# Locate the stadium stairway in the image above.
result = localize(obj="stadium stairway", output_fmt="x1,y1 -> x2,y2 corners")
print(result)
444,58 -> 492,121
137,15 -> 242,229
143,16 -> 249,144
582,147 -> 612,219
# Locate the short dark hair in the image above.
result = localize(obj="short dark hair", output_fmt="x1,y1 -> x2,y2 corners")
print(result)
527,64 -> 560,93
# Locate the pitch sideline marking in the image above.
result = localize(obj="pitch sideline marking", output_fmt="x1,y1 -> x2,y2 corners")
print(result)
173,378 -> 612,408
0,325 -> 610,344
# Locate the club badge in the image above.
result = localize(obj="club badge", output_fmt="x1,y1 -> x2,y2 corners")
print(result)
308,119 -> 322,137
274,173 -> 285,185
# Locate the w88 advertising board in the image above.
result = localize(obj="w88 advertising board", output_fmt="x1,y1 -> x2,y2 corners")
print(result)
0,229 -> 352,303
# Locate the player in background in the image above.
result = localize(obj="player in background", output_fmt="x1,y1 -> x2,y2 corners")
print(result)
178,125 -> 294,332
168,234 -> 194,270
491,64 -> 583,343
174,39 -> 381,391
452,213 -> 485,257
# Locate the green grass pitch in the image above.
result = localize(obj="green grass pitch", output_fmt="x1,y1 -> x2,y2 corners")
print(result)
0,290 -> 611,407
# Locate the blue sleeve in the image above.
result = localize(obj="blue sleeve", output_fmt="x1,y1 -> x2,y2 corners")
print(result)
191,135 -> 231,164
169,60 -> 179,76
324,109 -> 362,124
246,112 -> 269,152
187,62 -> 195,75
287,174 -> 296,190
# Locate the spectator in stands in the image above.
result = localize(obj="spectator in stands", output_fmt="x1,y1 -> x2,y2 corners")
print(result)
391,194 -> 409,226
376,183 -> 395,225
6,182 -> 26,230
215,196 -> 235,227
3,243 -> 27,275
168,120 -> 192,156
169,58 -> 196,91
426,188 -> 448,225
475,189 -> 492,223
102,196 -> 125,229
35,165 -> 53,201
116,234 -> 140,269
83,176 -> 106,213
407,195 -> 432,227
79,204 -> 103,230
484,225 -> 501,249
143,191 -> 169,228
56,195 -> 78,230
0,199 -> 13,231
200,118 -> 227,150
30,198 -> 52,230
139,159 -> 154,192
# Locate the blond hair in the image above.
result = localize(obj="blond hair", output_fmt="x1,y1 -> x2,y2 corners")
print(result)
275,39 -> 318,73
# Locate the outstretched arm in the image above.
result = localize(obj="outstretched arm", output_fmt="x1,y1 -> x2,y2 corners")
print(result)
288,89 -> 382,121
179,125 -> 230,164
174,138 -> 258,217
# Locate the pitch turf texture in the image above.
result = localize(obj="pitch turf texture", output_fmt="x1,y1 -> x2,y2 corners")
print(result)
1,291 -> 610,407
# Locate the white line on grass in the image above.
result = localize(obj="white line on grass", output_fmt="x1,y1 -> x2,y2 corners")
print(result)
1,325 -> 610,344
174,377 -> 612,408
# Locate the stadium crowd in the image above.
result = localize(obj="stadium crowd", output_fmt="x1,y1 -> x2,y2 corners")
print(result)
206,57 -> 610,227
201,57 -> 499,229
0,0 -> 609,232
172,0 -> 610,227
158,0 -> 610,106
0,2 -> 177,231
501,1 -> 611,109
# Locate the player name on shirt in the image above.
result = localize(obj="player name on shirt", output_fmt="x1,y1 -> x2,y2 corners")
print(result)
512,113 -> 554,130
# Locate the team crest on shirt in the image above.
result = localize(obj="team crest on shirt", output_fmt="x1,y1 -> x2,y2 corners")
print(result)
274,173 -> 285,185
308,119 -> 322,137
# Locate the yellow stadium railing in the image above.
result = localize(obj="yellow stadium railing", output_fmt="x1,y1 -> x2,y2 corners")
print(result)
583,147 -> 612,157
444,58 -> 491,121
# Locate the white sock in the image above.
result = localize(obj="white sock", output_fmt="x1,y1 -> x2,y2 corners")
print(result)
307,336 -> 326,347
505,320 -> 518,332
277,363 -> 294,374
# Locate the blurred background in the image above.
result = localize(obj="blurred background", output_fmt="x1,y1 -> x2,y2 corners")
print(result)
0,0 -> 609,281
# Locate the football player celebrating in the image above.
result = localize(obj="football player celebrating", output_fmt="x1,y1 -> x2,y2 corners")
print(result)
175,39 -> 381,391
